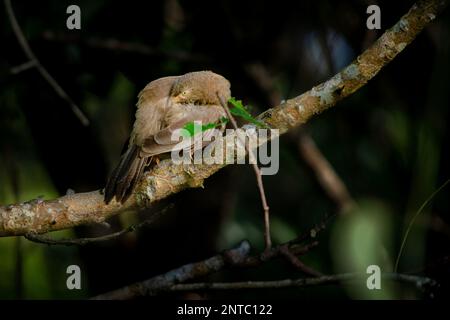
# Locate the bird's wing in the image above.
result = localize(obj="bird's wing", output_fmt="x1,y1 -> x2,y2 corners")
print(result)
140,104 -> 225,156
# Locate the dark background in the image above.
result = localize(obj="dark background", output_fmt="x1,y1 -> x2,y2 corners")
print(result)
0,0 -> 449,299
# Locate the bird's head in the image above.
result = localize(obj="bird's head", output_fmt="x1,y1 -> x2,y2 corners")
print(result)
172,71 -> 231,105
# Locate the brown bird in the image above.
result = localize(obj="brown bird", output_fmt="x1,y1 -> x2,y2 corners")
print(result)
105,71 -> 231,204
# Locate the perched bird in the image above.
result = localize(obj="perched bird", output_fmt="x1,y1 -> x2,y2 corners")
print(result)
104,71 -> 231,204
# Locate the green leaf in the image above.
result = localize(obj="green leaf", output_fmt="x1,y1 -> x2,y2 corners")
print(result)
181,119 -> 228,138
220,116 -> 229,124
181,122 -> 202,137
180,97 -> 267,138
228,97 -> 267,128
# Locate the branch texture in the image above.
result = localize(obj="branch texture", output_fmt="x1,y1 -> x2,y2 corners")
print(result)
0,0 -> 447,237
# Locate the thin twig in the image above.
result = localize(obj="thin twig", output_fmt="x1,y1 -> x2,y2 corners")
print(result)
4,0 -> 89,126
41,31 -> 209,63
234,241 -> 319,269
168,273 -> 437,292
10,59 -> 37,74
25,205 -> 173,246
236,218 -> 325,270
279,245 -> 323,277
394,179 -> 450,272
288,213 -> 335,245
217,93 -> 272,251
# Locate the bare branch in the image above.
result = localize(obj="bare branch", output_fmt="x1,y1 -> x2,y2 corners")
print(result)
10,59 -> 37,74
297,134 -> 356,213
279,245 -> 323,277
0,0 -> 447,237
168,273 -> 437,292
4,0 -> 90,126
244,62 -> 283,105
41,31 -> 209,63
237,240 -> 319,268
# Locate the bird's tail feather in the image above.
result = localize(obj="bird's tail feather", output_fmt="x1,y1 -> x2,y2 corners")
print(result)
105,145 -> 150,204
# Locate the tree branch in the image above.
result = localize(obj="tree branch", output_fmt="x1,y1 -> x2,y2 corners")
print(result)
40,31 -> 209,63
279,244 -> 323,276
4,0 -> 90,126
167,273 -> 437,292
297,134 -> 356,213
23,205 -> 172,246
0,0 -> 447,237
